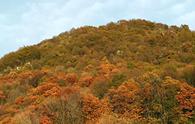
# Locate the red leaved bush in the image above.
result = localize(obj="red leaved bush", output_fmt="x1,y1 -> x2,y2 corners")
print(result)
40,115 -> 53,124
99,58 -> 120,78
79,75 -> 94,87
15,96 -> 25,105
30,83 -> 61,97
61,86 -> 80,100
176,83 -> 195,118
82,94 -> 107,122
65,73 -> 78,84
107,81 -> 143,119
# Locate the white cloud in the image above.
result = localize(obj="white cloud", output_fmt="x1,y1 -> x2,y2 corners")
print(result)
176,11 -> 195,29
0,0 -> 195,57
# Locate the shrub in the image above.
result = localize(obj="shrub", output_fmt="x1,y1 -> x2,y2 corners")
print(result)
179,53 -> 195,64
127,62 -> 134,69
179,66 -> 195,87
176,83 -> 195,120
91,77 -> 110,99
22,71 -> 46,87
107,81 -> 142,120
31,60 -> 42,69
40,115 -> 53,124
109,73 -> 126,88
162,62 -> 178,79
1,83 -> 30,104
91,73 -> 126,99
99,113 -> 134,124
65,73 -> 78,85
82,94 -> 106,122
31,83 -> 61,97
79,75 -> 93,87
12,111 -> 39,124
140,74 -> 181,124
41,87 -> 84,124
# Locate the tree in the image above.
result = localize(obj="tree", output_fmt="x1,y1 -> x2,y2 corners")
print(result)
107,81 -> 142,120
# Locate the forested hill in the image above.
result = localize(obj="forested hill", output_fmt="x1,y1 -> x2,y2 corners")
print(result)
0,19 -> 195,73
0,19 -> 195,124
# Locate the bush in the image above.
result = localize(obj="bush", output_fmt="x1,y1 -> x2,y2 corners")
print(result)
91,73 -> 126,99
179,66 -> 195,87
107,81 -> 142,119
162,62 -> 178,79
140,74 -> 180,124
176,82 -> 195,122
179,53 -> 195,63
13,113 -> 32,124
127,62 -> 134,69
79,75 -> 93,87
22,71 -> 46,88
99,113 -> 134,124
65,73 -> 78,85
109,73 -> 126,88
41,88 -> 84,124
12,111 -> 39,124
82,94 -> 106,122
91,77 -> 110,99
1,83 -> 30,104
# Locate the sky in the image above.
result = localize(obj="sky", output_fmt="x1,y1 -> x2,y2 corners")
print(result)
0,0 -> 195,57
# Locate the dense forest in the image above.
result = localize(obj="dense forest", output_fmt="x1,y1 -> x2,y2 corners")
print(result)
0,19 -> 195,124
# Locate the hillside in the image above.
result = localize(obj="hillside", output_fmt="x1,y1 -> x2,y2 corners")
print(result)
0,19 -> 195,124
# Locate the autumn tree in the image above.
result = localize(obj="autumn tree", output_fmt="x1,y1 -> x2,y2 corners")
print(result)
107,80 -> 142,120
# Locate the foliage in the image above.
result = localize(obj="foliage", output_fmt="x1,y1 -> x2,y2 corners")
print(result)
91,76 -> 110,99
41,87 -> 84,124
179,65 -> 195,87
0,46 -> 41,72
107,81 -> 142,120
0,82 -> 30,104
109,73 -> 126,88
0,19 -> 195,123
176,83 -> 195,121
139,73 -> 181,124
82,94 -> 106,122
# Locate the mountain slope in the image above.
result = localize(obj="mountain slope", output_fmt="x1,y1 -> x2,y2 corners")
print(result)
1,19 -> 195,72
0,19 -> 195,124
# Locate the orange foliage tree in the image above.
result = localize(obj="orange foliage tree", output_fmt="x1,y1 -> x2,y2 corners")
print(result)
107,81 -> 142,120
30,82 -> 61,97
82,94 -> 107,123
176,83 -> 195,119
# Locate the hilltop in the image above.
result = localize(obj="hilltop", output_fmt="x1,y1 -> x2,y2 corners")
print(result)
0,19 -> 195,124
